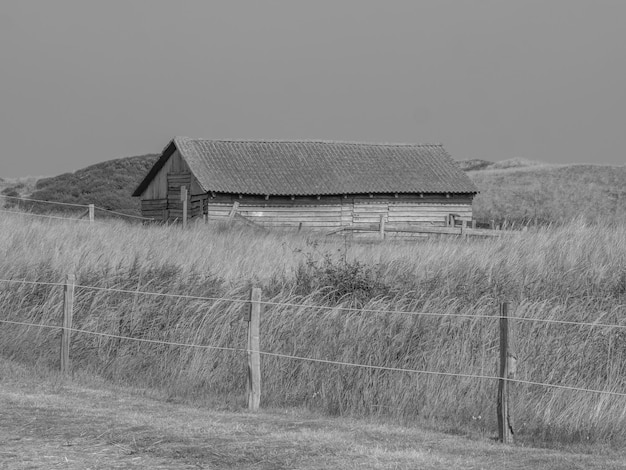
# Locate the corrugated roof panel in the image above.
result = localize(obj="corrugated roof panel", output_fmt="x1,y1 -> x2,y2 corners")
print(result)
171,137 -> 478,196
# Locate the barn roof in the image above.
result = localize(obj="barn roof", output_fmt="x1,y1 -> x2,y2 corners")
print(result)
133,137 -> 478,197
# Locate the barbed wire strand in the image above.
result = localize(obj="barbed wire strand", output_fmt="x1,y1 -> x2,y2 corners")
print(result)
0,209 -> 91,222
0,319 -> 243,353
256,298 -> 626,329
0,278 -> 249,304
0,195 -> 152,221
0,194 -> 89,208
0,319 -> 62,331
0,279 -> 66,287
1,318 -> 625,398
61,283 -> 626,330
258,350 -> 626,398
73,283 -> 251,305
1,277 -> 625,330
258,297 -> 491,317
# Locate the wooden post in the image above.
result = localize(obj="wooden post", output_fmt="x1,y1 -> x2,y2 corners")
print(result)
379,214 -> 385,240
228,201 -> 240,219
497,302 -> 514,444
88,204 -> 94,223
180,186 -> 188,229
471,220 -> 477,229
61,274 -> 75,375
247,287 -> 261,411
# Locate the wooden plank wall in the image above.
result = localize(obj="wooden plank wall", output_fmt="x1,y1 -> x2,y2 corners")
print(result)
239,205 -> 342,228
353,202 -> 389,225
166,172 -> 192,221
159,172 -> 208,221
388,203 -> 472,225
140,150 -> 192,200
141,198 -> 167,219
205,195 -> 473,229
142,190 -> 474,227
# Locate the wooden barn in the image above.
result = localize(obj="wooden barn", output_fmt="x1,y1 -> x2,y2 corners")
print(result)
132,137 -> 479,229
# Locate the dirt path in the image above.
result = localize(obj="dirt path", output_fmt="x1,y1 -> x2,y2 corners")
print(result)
1,364 -> 625,469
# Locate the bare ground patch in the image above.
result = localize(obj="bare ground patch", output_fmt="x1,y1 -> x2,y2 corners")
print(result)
1,362 -> 625,469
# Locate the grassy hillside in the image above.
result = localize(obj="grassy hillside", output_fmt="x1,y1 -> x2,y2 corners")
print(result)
2,154 -> 158,216
463,159 -> 626,226
1,213 -> 625,446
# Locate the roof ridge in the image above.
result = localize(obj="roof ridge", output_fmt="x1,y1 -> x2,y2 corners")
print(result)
174,136 -> 442,148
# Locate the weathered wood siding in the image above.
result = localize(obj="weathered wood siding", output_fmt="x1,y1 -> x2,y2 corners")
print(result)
138,150 -> 207,221
141,198 -> 168,219
202,194 -> 473,229
139,150 -> 190,200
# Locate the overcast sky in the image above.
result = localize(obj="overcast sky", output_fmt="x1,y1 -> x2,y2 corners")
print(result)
1,1 -> 625,177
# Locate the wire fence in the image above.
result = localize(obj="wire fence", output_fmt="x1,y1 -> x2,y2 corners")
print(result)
93,206 -> 154,221
0,194 -> 154,222
0,194 -> 89,208
2,277 -> 624,330
1,314 -> 625,399
2,276 -> 626,401
0,208 -> 92,222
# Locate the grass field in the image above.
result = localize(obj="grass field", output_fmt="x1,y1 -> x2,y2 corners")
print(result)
1,212 -> 625,452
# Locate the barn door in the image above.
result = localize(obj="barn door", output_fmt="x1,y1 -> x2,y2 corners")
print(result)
166,172 -> 191,221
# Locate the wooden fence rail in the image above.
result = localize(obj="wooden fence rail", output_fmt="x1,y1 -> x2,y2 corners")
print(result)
327,223 -> 508,238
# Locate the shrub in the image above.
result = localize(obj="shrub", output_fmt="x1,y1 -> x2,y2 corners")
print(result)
294,253 -> 393,305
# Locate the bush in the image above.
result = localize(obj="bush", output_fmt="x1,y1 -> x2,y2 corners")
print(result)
294,253 -> 392,305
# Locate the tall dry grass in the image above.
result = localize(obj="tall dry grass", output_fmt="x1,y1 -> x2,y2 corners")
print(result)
1,213 -> 625,445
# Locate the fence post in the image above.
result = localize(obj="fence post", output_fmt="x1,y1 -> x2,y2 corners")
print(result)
181,186 -> 188,229
379,214 -> 385,240
88,204 -> 94,223
61,274 -> 75,375
247,287 -> 261,411
497,301 -> 515,443
228,201 -> 240,219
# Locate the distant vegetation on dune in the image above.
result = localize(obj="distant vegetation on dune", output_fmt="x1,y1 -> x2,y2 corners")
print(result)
461,159 -> 626,226
1,155 -> 158,216
0,176 -> 39,199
